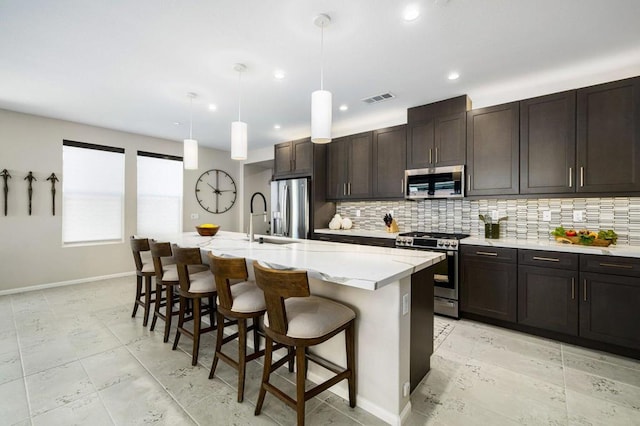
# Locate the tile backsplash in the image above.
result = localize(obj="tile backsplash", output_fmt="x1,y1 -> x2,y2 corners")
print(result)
335,197 -> 640,246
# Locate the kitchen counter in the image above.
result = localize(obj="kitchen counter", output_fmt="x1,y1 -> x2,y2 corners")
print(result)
155,230 -> 445,425
314,228 -> 399,239
461,236 -> 640,258
170,231 -> 443,291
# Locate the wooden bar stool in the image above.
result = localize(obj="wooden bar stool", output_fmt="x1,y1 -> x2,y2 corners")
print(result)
207,253 -> 267,402
252,261 -> 357,426
172,246 -> 217,365
130,236 -> 157,327
149,241 -> 208,342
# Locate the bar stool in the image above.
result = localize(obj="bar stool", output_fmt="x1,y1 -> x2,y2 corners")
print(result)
130,236 -> 156,327
252,261 -> 356,426
207,253 -> 267,402
149,241 -> 208,342
172,246 -> 217,366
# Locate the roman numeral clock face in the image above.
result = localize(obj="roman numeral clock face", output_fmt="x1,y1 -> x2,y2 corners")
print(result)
195,169 -> 237,214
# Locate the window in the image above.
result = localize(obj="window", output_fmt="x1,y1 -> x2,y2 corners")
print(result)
62,140 -> 125,244
137,151 -> 183,236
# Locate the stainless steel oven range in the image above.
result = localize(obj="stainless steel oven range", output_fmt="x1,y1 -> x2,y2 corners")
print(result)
395,231 -> 469,318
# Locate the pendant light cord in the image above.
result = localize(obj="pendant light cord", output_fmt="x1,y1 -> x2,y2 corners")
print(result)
320,22 -> 324,90
189,96 -> 193,139
237,70 -> 242,122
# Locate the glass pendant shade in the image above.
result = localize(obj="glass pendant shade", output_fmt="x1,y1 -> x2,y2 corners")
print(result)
311,89 -> 332,144
183,139 -> 198,169
231,121 -> 247,160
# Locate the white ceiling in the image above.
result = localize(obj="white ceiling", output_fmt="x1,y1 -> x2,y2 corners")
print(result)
1,0 -> 640,154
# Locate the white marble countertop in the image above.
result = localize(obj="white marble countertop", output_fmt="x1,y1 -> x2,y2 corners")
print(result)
162,231 -> 445,291
314,228 -> 399,239
461,236 -> 640,258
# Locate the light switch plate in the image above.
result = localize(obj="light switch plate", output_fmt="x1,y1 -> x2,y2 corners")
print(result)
573,210 -> 584,222
491,210 -> 499,221
190,213 -> 199,220
356,209 -> 361,217
542,210 -> 551,222
403,382 -> 410,397
402,293 -> 409,315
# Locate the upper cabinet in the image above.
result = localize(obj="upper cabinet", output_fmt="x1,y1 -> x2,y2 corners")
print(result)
326,132 -> 373,200
372,125 -> 407,199
576,76 -> 640,193
520,91 -> 576,194
273,138 -> 313,179
466,102 -> 520,196
407,95 -> 470,170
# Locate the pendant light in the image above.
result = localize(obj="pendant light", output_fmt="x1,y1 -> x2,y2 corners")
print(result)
183,92 -> 198,170
311,14 -> 332,144
231,63 -> 248,160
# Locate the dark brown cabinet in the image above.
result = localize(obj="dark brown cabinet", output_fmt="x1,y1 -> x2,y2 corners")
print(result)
372,125 -> 406,199
460,245 -> 517,323
326,132 -> 372,200
407,95 -> 470,170
517,250 -> 579,335
466,102 -> 520,196
576,76 -> 640,193
273,138 -> 312,179
520,91 -> 577,194
579,255 -> 640,350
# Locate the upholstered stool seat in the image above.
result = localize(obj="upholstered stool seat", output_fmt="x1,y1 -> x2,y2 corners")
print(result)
130,236 -> 157,327
208,253 -> 281,403
253,261 -> 356,426
149,241 -> 210,343
172,246 -> 217,366
264,296 -> 355,339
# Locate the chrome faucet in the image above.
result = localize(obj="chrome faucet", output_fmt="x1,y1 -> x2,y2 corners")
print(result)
248,192 -> 267,242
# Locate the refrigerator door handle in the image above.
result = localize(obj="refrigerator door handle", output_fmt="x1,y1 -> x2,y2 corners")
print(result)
283,184 -> 290,236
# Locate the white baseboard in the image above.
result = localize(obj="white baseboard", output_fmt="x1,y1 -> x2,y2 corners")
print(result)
0,271 -> 135,296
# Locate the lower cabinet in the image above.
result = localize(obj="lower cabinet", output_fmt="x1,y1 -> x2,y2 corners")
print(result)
460,246 -> 517,323
518,266 -> 579,335
579,258 -> 640,351
461,247 -> 640,355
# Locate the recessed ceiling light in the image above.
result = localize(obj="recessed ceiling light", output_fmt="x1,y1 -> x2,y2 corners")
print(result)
274,124 -> 281,130
208,103 -> 217,111
274,70 -> 285,80
403,4 -> 420,21
339,104 -> 348,111
448,72 -> 460,80
173,122 -> 181,126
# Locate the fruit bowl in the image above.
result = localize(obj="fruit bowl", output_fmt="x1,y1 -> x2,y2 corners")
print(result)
196,224 -> 220,236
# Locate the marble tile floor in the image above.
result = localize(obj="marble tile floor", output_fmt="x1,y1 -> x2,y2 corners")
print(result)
0,276 -> 638,425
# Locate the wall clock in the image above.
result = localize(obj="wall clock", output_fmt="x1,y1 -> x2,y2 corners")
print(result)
195,169 -> 237,214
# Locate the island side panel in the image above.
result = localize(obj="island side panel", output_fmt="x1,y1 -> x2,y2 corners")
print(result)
410,264 -> 435,392
307,276 -> 410,425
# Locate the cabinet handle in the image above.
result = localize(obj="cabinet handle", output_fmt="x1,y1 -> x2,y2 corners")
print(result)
583,279 -> 587,302
599,262 -> 633,269
532,256 -> 560,262
429,148 -> 433,164
476,251 -> 498,257
343,183 -> 346,196
568,167 -> 572,188
580,166 -> 584,187
400,179 -> 404,194
435,147 -> 439,164
348,182 -> 351,195
467,175 -> 471,192
571,277 -> 575,300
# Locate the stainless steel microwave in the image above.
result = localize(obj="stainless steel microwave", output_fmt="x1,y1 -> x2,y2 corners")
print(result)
405,165 -> 465,199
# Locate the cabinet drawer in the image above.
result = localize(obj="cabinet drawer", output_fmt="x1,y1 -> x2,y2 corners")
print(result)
519,249 -> 579,270
461,245 -> 517,263
580,255 -> 640,278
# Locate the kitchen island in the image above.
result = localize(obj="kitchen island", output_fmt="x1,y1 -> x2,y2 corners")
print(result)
158,231 -> 445,425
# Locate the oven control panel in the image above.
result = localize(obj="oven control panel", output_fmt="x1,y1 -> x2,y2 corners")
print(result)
395,237 -> 459,249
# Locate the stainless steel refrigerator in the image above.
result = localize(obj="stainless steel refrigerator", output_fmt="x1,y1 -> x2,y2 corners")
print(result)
271,178 -> 310,239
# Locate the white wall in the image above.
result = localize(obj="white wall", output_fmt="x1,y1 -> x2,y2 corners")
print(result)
0,108 -> 240,292
243,162 -> 273,235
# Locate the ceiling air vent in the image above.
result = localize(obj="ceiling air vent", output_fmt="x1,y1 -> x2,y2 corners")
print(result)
361,92 -> 396,104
